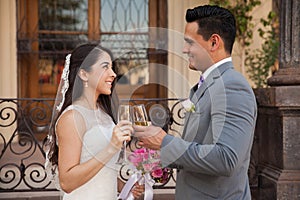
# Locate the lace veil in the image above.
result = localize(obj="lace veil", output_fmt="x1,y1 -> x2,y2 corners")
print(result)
44,54 -> 71,189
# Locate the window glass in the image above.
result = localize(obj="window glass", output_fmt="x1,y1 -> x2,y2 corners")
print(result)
38,0 -> 88,86
100,0 -> 149,85
39,0 -> 88,31
101,0 -> 148,32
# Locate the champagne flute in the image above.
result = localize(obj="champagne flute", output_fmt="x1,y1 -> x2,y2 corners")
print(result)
131,104 -> 150,127
116,104 -> 131,165
131,104 -> 152,161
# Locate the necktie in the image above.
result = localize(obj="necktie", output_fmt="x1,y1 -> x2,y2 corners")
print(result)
198,75 -> 204,88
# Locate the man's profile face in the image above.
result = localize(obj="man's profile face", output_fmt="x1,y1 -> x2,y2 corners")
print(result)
182,22 -> 213,72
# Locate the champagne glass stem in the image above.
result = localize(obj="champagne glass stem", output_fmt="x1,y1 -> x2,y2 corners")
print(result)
123,141 -> 127,163
116,104 -> 131,165
116,141 -> 127,165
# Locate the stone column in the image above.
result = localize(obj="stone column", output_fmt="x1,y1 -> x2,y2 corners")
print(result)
254,0 -> 300,199
0,0 -> 17,98
268,0 -> 300,86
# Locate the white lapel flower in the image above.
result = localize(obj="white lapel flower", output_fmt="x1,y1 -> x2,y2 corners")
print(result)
181,99 -> 195,112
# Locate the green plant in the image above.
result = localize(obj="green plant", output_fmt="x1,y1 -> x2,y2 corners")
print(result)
245,11 -> 279,88
210,0 -> 279,88
210,0 -> 261,76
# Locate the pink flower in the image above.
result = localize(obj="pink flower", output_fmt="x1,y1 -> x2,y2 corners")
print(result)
134,148 -> 148,159
128,148 -> 170,183
143,163 -> 154,172
151,167 -> 163,178
128,154 -> 143,167
135,148 -> 146,153
128,148 -> 149,166
148,149 -> 156,155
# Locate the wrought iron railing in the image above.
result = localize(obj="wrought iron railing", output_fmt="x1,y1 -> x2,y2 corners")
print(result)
0,98 -> 186,193
0,98 -> 55,192
0,97 -> 259,195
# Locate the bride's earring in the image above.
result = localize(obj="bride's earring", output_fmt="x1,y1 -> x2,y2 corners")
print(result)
79,70 -> 88,88
84,81 -> 88,88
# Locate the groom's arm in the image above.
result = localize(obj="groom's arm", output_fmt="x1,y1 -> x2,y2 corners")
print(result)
161,83 -> 257,176
135,83 -> 256,176
135,123 -> 244,176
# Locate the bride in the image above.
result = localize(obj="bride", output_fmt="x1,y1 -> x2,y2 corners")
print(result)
45,43 -> 144,199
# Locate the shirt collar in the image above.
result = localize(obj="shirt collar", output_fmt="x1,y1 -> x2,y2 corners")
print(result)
201,57 -> 232,79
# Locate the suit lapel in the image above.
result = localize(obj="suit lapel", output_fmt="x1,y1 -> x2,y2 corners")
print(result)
181,86 -> 197,139
192,62 -> 233,104
182,62 -> 234,140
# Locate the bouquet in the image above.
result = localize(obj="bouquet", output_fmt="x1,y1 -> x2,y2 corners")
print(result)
118,148 -> 170,200
128,148 -> 169,183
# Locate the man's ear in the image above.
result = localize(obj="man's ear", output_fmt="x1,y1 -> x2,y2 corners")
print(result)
78,69 -> 88,81
210,34 -> 221,51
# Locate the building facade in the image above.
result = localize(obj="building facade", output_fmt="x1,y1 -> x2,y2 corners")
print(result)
0,0 -> 273,99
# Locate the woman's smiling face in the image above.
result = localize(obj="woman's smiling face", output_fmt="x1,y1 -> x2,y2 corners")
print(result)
87,52 -> 116,95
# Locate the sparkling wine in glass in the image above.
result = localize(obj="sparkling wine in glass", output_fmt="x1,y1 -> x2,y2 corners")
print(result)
131,104 -> 150,127
116,104 -> 131,165
131,104 -> 153,161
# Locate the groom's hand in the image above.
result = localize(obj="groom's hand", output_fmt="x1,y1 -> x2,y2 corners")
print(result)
133,125 -> 167,150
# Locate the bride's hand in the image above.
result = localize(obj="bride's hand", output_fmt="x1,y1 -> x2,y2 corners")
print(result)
131,183 -> 145,199
111,120 -> 133,149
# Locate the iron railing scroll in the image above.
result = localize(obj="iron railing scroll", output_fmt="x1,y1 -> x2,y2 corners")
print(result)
0,98 -> 187,193
0,98 -> 56,192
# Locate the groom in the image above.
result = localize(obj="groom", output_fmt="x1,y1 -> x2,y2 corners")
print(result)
134,5 -> 257,200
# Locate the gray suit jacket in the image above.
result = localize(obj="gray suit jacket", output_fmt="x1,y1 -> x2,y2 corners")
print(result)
161,62 -> 257,199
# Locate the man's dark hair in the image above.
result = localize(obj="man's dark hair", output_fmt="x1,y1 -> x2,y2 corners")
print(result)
186,5 -> 236,54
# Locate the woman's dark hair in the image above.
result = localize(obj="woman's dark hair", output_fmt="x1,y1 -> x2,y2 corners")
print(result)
47,43 -> 118,166
185,5 -> 236,54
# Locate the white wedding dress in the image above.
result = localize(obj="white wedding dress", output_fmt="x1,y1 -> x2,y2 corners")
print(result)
59,105 -> 119,200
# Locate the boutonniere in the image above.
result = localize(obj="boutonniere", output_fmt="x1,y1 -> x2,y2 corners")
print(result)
181,99 -> 195,112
